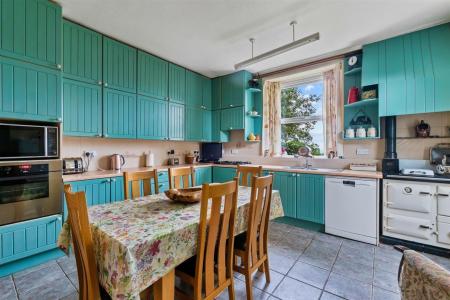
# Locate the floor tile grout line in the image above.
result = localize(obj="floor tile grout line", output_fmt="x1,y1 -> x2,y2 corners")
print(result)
319,241 -> 343,299
10,275 -> 19,300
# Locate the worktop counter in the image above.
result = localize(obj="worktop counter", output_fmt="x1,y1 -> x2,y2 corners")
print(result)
63,163 -> 382,182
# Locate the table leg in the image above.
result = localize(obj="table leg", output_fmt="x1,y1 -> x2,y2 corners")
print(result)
153,269 -> 175,300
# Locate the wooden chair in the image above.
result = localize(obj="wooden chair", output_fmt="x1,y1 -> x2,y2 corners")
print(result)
233,175 -> 273,300
168,166 -> 195,189
236,165 -> 263,187
123,169 -> 159,199
64,184 -> 108,300
175,179 -> 239,300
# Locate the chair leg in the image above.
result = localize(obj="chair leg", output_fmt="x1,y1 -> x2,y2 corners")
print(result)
244,272 -> 253,300
228,278 -> 236,300
263,258 -> 271,283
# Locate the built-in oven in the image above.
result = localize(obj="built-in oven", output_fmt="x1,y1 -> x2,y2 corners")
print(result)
0,160 -> 62,225
0,123 -> 59,160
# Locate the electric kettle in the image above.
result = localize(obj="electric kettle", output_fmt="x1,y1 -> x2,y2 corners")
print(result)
110,154 -> 125,170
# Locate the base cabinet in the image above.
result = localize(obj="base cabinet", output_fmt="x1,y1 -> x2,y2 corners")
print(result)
196,167 -> 212,185
212,167 -> 236,183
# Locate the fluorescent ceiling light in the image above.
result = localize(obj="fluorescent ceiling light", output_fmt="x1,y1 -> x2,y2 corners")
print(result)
234,32 -> 320,70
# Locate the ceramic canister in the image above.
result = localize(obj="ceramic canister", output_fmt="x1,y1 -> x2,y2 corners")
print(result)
345,128 -> 355,138
367,126 -> 377,138
356,127 -> 367,138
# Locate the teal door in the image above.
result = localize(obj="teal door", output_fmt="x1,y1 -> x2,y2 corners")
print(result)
0,215 -> 62,265
186,70 -> 203,108
110,176 -> 124,202
211,77 -> 222,110
0,56 -> 62,122
385,37 -> 407,116
68,178 -> 111,206
63,79 -> 102,137
202,76 -> 212,110
168,103 -> 185,140
211,110 -> 229,142
220,107 -> 244,131
168,63 -> 185,104
212,167 -> 237,183
186,106 -> 203,141
196,167 -> 212,185
137,95 -> 168,140
273,172 -> 297,218
361,43 -> 379,87
62,20 -> 102,84
202,110 -> 212,142
137,51 -> 168,100
0,0 -> 62,69
221,71 -> 251,108
103,37 -> 136,93
296,174 -> 324,224
103,88 -> 137,139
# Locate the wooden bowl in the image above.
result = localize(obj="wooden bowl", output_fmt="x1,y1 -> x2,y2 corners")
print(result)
164,187 -> 202,203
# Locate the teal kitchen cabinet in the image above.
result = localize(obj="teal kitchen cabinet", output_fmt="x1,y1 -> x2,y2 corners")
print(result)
211,110 -> 229,142
0,215 -> 62,266
221,70 -> 252,109
186,70 -> 203,108
103,88 -> 137,139
103,37 -> 136,93
137,51 -> 168,100
168,102 -> 185,140
62,20 -> 102,84
186,106 -> 203,141
202,76 -> 212,110
221,106 -> 244,131
272,172 -> 297,218
195,167 -> 212,185
168,63 -> 185,104
211,77 -> 222,110
0,56 -> 62,122
137,95 -> 168,140
202,110 -> 212,141
212,167 -> 237,183
0,0 -> 62,69
63,79 -> 102,137
361,43 -> 379,87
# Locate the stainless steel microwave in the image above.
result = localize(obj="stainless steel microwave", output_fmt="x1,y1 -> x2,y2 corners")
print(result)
0,123 -> 59,160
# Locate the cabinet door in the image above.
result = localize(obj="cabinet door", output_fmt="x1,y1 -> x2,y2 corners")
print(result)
202,110 -> 212,142
385,36 -> 407,116
296,174 -> 324,224
62,20 -> 102,84
137,95 -> 168,140
211,77 -> 222,110
0,56 -> 62,122
0,215 -> 62,265
196,167 -> 212,185
213,167 -> 237,183
63,79 -> 102,137
186,106 -> 203,141
211,110 -> 229,142
103,88 -> 137,139
272,172 -> 296,218
221,71 -> 249,108
69,178 -> 111,206
220,107 -> 244,131
429,23 -> 450,112
361,43 -> 379,87
168,103 -> 185,140
103,37 -> 136,93
168,63 -> 185,104
137,51 -> 168,100
110,176 -> 124,202
0,0 -> 62,69
202,76 -> 212,109
186,70 -> 203,108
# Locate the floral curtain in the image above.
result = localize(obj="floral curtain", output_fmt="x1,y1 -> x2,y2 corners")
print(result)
262,81 -> 281,157
323,63 -> 342,156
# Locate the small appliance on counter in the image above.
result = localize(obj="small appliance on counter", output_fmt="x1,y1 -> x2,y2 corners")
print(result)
200,143 -> 223,163
416,120 -> 431,138
63,157 -> 84,174
110,154 -> 125,170
167,150 -> 179,165
145,151 -> 154,167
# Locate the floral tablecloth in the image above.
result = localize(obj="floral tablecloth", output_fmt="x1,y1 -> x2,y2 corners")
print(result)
58,186 -> 284,299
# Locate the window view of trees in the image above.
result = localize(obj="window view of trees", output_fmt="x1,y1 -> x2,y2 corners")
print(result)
281,80 -> 325,156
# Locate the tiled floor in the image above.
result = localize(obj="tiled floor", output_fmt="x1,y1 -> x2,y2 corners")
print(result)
2,221 -> 450,300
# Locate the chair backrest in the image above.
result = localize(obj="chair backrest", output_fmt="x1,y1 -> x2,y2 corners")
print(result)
194,179 -> 239,299
123,170 -> 159,199
236,165 -> 263,186
245,175 -> 273,269
168,166 -> 195,189
64,184 -> 101,300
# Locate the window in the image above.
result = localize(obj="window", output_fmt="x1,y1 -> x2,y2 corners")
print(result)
280,76 -> 325,156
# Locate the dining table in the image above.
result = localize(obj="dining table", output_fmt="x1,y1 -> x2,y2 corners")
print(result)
58,185 -> 284,300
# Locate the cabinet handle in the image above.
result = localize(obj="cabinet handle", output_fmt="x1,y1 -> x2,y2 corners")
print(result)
95,134 -> 101,137
229,104 -> 234,107
111,178 -> 116,182
104,82 -> 108,87
57,64 -> 62,69
229,127 -> 233,130
419,191 -> 431,195
438,193 -> 449,197
159,184 -> 163,188
103,134 -> 108,138
98,81 -> 102,85
419,225 -> 432,229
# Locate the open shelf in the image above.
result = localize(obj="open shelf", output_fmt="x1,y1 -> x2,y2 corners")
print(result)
397,136 -> 450,140
342,136 -> 380,141
344,67 -> 362,76
246,140 -> 261,142
344,98 -> 378,108
247,113 -> 262,118
246,87 -> 262,93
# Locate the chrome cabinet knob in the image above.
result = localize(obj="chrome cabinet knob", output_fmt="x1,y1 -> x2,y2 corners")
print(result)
98,81 -> 102,85
104,82 -> 108,87
57,64 -> 62,69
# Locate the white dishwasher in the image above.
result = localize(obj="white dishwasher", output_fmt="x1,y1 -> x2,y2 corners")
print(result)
325,177 -> 378,245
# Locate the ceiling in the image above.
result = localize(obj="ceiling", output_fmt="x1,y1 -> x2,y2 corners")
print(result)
58,0 -> 450,78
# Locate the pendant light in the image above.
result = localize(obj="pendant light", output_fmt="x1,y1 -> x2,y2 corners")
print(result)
234,21 -> 319,70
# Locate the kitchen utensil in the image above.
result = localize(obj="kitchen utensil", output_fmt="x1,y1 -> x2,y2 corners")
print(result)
416,120 -> 431,137
63,157 -> 84,174
367,126 -> 377,138
356,127 -> 367,138
110,154 -> 125,170
165,187 -> 202,203
347,87 -> 359,104
345,128 -> 355,138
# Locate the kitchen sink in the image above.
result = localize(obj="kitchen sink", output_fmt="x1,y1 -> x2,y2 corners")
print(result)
287,166 -> 344,172
288,166 -> 319,170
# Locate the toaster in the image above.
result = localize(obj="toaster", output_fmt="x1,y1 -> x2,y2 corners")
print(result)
63,157 -> 84,174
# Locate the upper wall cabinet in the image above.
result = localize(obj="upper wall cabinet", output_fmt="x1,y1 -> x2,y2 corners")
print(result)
201,75 -> 212,110
103,37 -> 136,93
0,0 -> 62,69
168,102 -> 185,140
362,22 -> 450,116
186,70 -> 203,108
62,20 -> 102,84
137,95 -> 168,140
211,77 -> 221,110
168,63 -> 185,104
137,51 -> 168,100
0,56 -> 61,122
103,88 -> 137,139
221,70 -> 252,109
